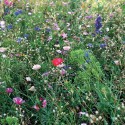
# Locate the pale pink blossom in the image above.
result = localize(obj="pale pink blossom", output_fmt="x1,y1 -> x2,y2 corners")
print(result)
114,60 -> 121,65
63,46 -> 71,51
60,69 -> 67,75
32,64 -> 41,70
61,33 -> 67,39
0,47 -> 7,53
56,50 -> 62,53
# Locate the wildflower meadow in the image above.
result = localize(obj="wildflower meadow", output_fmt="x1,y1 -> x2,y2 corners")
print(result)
0,0 -> 125,124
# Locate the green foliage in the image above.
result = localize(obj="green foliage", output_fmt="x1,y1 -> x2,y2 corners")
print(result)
70,49 -> 103,84
1,116 -> 19,125
0,0 -> 125,124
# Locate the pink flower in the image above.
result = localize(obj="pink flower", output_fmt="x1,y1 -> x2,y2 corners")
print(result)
6,88 -> 13,94
32,64 -> 41,70
60,69 -> 67,75
4,0 -> 13,7
13,97 -> 25,105
63,46 -> 71,51
32,105 -> 40,111
61,33 -> 67,39
42,99 -> 47,108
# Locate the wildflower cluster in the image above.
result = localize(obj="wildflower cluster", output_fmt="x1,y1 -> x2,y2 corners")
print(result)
0,0 -> 125,124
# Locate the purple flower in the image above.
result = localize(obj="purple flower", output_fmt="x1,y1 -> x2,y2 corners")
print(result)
95,16 -> 102,33
6,88 -> 13,94
85,15 -> 93,19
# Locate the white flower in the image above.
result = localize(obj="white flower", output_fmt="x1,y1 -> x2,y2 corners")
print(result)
32,64 -> 41,70
81,123 -> 87,125
0,21 -> 5,25
57,63 -> 65,68
114,60 -> 120,65
28,86 -> 36,91
63,46 -> 71,51
26,77 -> 31,82
106,27 -> 109,32
0,21 -> 5,28
56,50 -> 62,53
2,54 -> 7,58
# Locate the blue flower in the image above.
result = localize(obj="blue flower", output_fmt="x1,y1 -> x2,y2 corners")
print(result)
45,28 -> 51,33
87,43 -> 94,48
17,37 -> 22,43
95,16 -> 102,33
24,34 -> 29,39
100,43 -> 107,48
14,10 -> 23,16
34,26 -> 41,31
7,24 -> 13,30
84,52 -> 89,58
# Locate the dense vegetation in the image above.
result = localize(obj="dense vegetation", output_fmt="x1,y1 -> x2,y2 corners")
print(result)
0,0 -> 125,124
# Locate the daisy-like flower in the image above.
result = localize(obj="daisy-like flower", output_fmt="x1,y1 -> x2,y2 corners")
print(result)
13,97 -> 25,105
32,64 -> 41,70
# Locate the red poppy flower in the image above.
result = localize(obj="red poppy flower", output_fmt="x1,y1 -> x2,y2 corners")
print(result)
52,58 -> 64,66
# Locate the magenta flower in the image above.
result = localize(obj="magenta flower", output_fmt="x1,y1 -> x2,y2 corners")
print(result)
4,0 -> 13,7
13,97 -> 25,105
6,88 -> 13,94
42,99 -> 47,108
39,97 -> 43,101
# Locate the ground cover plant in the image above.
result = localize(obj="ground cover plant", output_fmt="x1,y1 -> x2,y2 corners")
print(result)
0,0 -> 125,124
